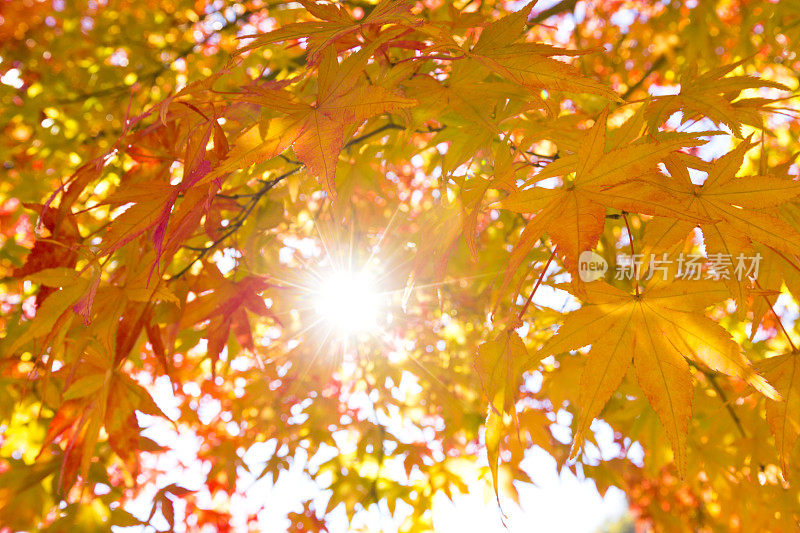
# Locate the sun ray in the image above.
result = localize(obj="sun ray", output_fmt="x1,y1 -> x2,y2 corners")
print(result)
289,323 -> 336,390
264,275 -> 320,293
283,314 -> 327,345
376,269 -> 505,297
365,201 -> 406,268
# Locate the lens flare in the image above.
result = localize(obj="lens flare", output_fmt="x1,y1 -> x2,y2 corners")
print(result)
314,270 -> 382,335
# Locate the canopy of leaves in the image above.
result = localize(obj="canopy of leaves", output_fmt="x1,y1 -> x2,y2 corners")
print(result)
1,0 -> 800,531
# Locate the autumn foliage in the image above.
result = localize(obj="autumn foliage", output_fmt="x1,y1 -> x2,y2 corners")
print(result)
2,0 -> 800,531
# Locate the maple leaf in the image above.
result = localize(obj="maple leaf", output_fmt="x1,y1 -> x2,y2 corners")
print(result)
7,268 -> 92,357
293,46 -> 417,193
14,203 -> 81,290
644,60 -> 790,135
539,280 -> 776,476
288,501 -> 329,533
475,330 -> 533,416
759,352 -> 800,477
235,0 -> 417,64
226,44 -> 416,197
466,1 -> 620,101
501,109 -> 706,281
96,164 -> 215,272
36,349 -> 167,493
180,265 -> 278,371
403,68 -> 528,174
628,140 -> 800,312
475,330 -> 534,504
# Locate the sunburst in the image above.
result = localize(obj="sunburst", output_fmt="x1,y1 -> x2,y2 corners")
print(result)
314,268 -> 384,336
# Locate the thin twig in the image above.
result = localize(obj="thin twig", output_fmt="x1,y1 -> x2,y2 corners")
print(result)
344,123 -> 404,149
704,369 -> 747,439
343,122 -> 443,151
170,167 -> 299,280
621,55 -> 666,100
518,248 -> 556,321
171,120 -> 428,280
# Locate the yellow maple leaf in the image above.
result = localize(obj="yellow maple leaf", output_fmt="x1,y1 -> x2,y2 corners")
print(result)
228,43 -> 416,198
459,1 -> 619,101
759,352 -> 800,477
501,109 -> 705,280
539,280 -> 777,477
475,329 -> 533,507
235,0 -> 417,63
624,141 -> 800,314
644,60 -> 790,136
475,330 -> 533,415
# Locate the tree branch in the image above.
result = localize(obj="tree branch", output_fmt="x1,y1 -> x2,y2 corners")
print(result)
172,120 -> 433,280
704,370 -> 748,439
527,0 -> 578,25
171,167 -> 299,280
621,55 -> 666,100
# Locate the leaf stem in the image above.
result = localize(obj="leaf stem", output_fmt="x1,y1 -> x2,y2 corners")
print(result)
518,248 -> 556,321
622,212 -> 640,296
755,280 -> 799,352
765,244 -> 800,277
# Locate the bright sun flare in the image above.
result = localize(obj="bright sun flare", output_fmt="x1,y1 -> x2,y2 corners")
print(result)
314,270 -> 382,335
